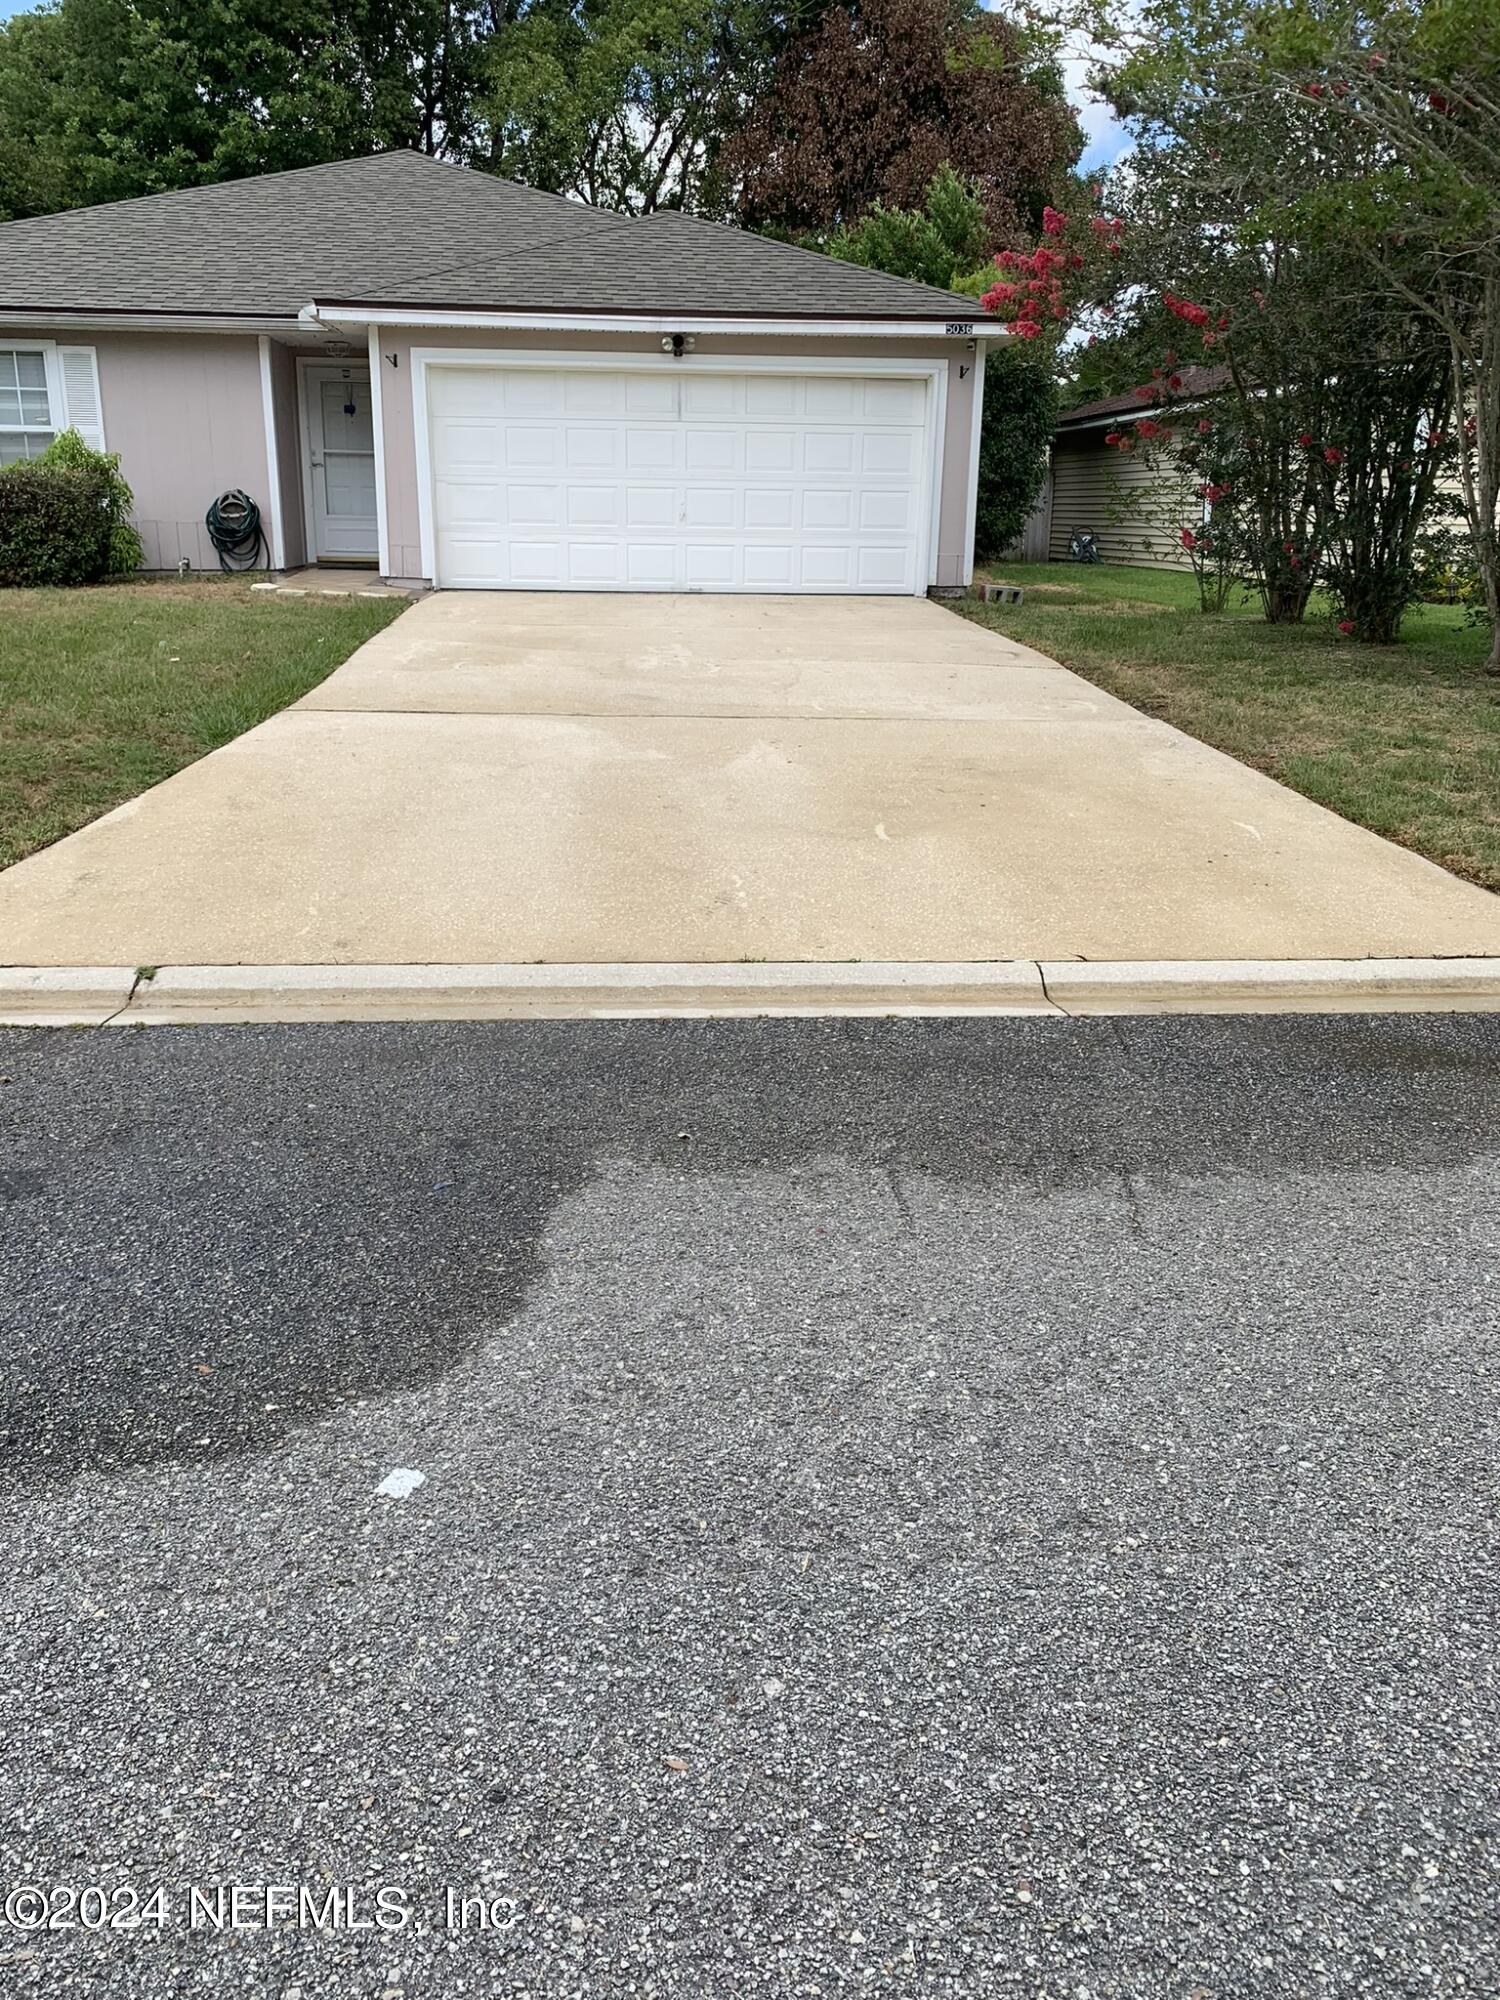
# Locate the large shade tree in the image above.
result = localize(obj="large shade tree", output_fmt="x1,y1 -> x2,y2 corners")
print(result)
0,0 -> 493,219
722,0 -> 1080,236
482,0 -> 797,213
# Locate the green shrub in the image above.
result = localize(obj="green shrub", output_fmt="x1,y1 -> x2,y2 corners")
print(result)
0,460 -> 112,586
973,344 -> 1059,560
35,427 -> 142,574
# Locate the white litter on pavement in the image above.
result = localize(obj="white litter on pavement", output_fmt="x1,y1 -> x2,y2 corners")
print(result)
374,1467 -> 427,1499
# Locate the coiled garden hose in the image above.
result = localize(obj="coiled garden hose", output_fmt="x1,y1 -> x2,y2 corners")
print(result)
205,490 -> 266,572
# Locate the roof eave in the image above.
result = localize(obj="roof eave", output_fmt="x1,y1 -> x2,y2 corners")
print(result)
0,304 -> 304,332
304,302 -> 998,338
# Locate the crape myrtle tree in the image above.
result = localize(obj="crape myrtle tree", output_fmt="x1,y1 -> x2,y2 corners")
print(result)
980,0 -> 1461,641
1240,0 -> 1500,669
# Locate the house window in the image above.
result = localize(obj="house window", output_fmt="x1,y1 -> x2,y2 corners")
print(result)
0,349 -> 55,465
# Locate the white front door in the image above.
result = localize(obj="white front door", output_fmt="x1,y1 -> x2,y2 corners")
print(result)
304,364 -> 377,561
422,363 -> 933,592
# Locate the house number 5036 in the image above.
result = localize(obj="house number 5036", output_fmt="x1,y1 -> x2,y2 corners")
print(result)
945,322 -> 975,335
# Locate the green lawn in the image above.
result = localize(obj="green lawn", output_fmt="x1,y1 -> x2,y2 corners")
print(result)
959,562 -> 1500,893
0,579 -> 405,870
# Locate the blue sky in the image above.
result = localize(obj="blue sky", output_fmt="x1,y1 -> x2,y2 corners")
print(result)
1068,62 -> 1133,173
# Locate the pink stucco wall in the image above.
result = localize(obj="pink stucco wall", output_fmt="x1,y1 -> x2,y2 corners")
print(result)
2,321 -> 985,584
79,332 -> 275,571
371,325 -> 985,588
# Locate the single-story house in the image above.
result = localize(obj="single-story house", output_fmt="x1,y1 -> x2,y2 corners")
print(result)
1011,367 -> 1231,567
0,151 -> 993,595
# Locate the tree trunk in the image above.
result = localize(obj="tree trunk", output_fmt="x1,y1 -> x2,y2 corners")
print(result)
1355,605 -> 1405,645
1264,578 -> 1313,623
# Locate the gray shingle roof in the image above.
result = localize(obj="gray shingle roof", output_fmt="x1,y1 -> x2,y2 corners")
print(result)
0,151 -> 983,322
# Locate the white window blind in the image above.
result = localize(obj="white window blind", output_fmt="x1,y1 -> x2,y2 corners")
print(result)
59,346 -> 106,450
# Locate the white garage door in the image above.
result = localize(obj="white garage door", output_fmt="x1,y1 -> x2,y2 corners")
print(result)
423,363 -> 934,593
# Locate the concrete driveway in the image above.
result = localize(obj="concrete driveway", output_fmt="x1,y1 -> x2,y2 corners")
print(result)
2,591 -> 1499,967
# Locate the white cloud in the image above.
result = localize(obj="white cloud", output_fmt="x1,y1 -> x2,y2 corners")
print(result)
981,2 -> 1137,174
1059,31 -> 1135,173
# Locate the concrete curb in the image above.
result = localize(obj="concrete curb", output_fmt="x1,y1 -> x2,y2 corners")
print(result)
86,960 -> 1058,1023
0,965 -> 138,1027
2,958 -> 1499,1025
1038,957 -> 1500,1014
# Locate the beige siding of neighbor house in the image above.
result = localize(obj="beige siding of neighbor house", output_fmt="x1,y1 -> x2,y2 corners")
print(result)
372,325 -> 983,588
1048,430 -> 1195,569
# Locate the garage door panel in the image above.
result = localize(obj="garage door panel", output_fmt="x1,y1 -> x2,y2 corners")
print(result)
805,432 -> 856,474
566,486 -> 622,527
626,486 -> 677,528
684,429 -> 739,474
498,426 -> 560,470
565,428 -> 618,470
435,479 -> 504,525
744,489 -> 795,530
744,378 -> 797,418
501,372 -> 565,417
857,546 -> 916,589
862,433 -> 916,476
803,489 -> 853,531
626,429 -> 678,472
682,376 -> 742,417
442,535 -> 510,583
745,431 -> 798,475
859,490 -> 913,532
626,544 -> 677,586
563,372 -> 629,416
683,488 -> 737,529
864,379 -> 926,422
625,376 -> 678,416
568,543 -> 625,584
805,379 -> 861,420
743,546 -> 797,586
801,546 -> 855,587
687,544 -> 741,586
426,364 -> 930,593
504,484 -> 562,528
434,420 -> 508,469
509,542 -> 565,583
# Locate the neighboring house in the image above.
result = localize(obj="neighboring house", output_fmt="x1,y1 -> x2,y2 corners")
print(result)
0,152 -> 994,595
1012,367 -> 1231,569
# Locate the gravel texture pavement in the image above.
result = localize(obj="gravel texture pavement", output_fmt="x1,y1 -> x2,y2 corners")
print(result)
1,1016 -> 1497,1999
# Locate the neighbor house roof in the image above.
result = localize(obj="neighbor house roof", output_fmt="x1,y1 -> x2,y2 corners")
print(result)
1056,366 -> 1231,427
0,151 -> 984,324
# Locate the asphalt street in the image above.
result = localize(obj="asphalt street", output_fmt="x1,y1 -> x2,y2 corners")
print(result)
1,1015 -> 1497,1999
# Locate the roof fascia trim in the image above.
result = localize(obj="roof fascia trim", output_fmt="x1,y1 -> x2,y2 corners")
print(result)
0,308 -> 304,334
304,304 -> 995,339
